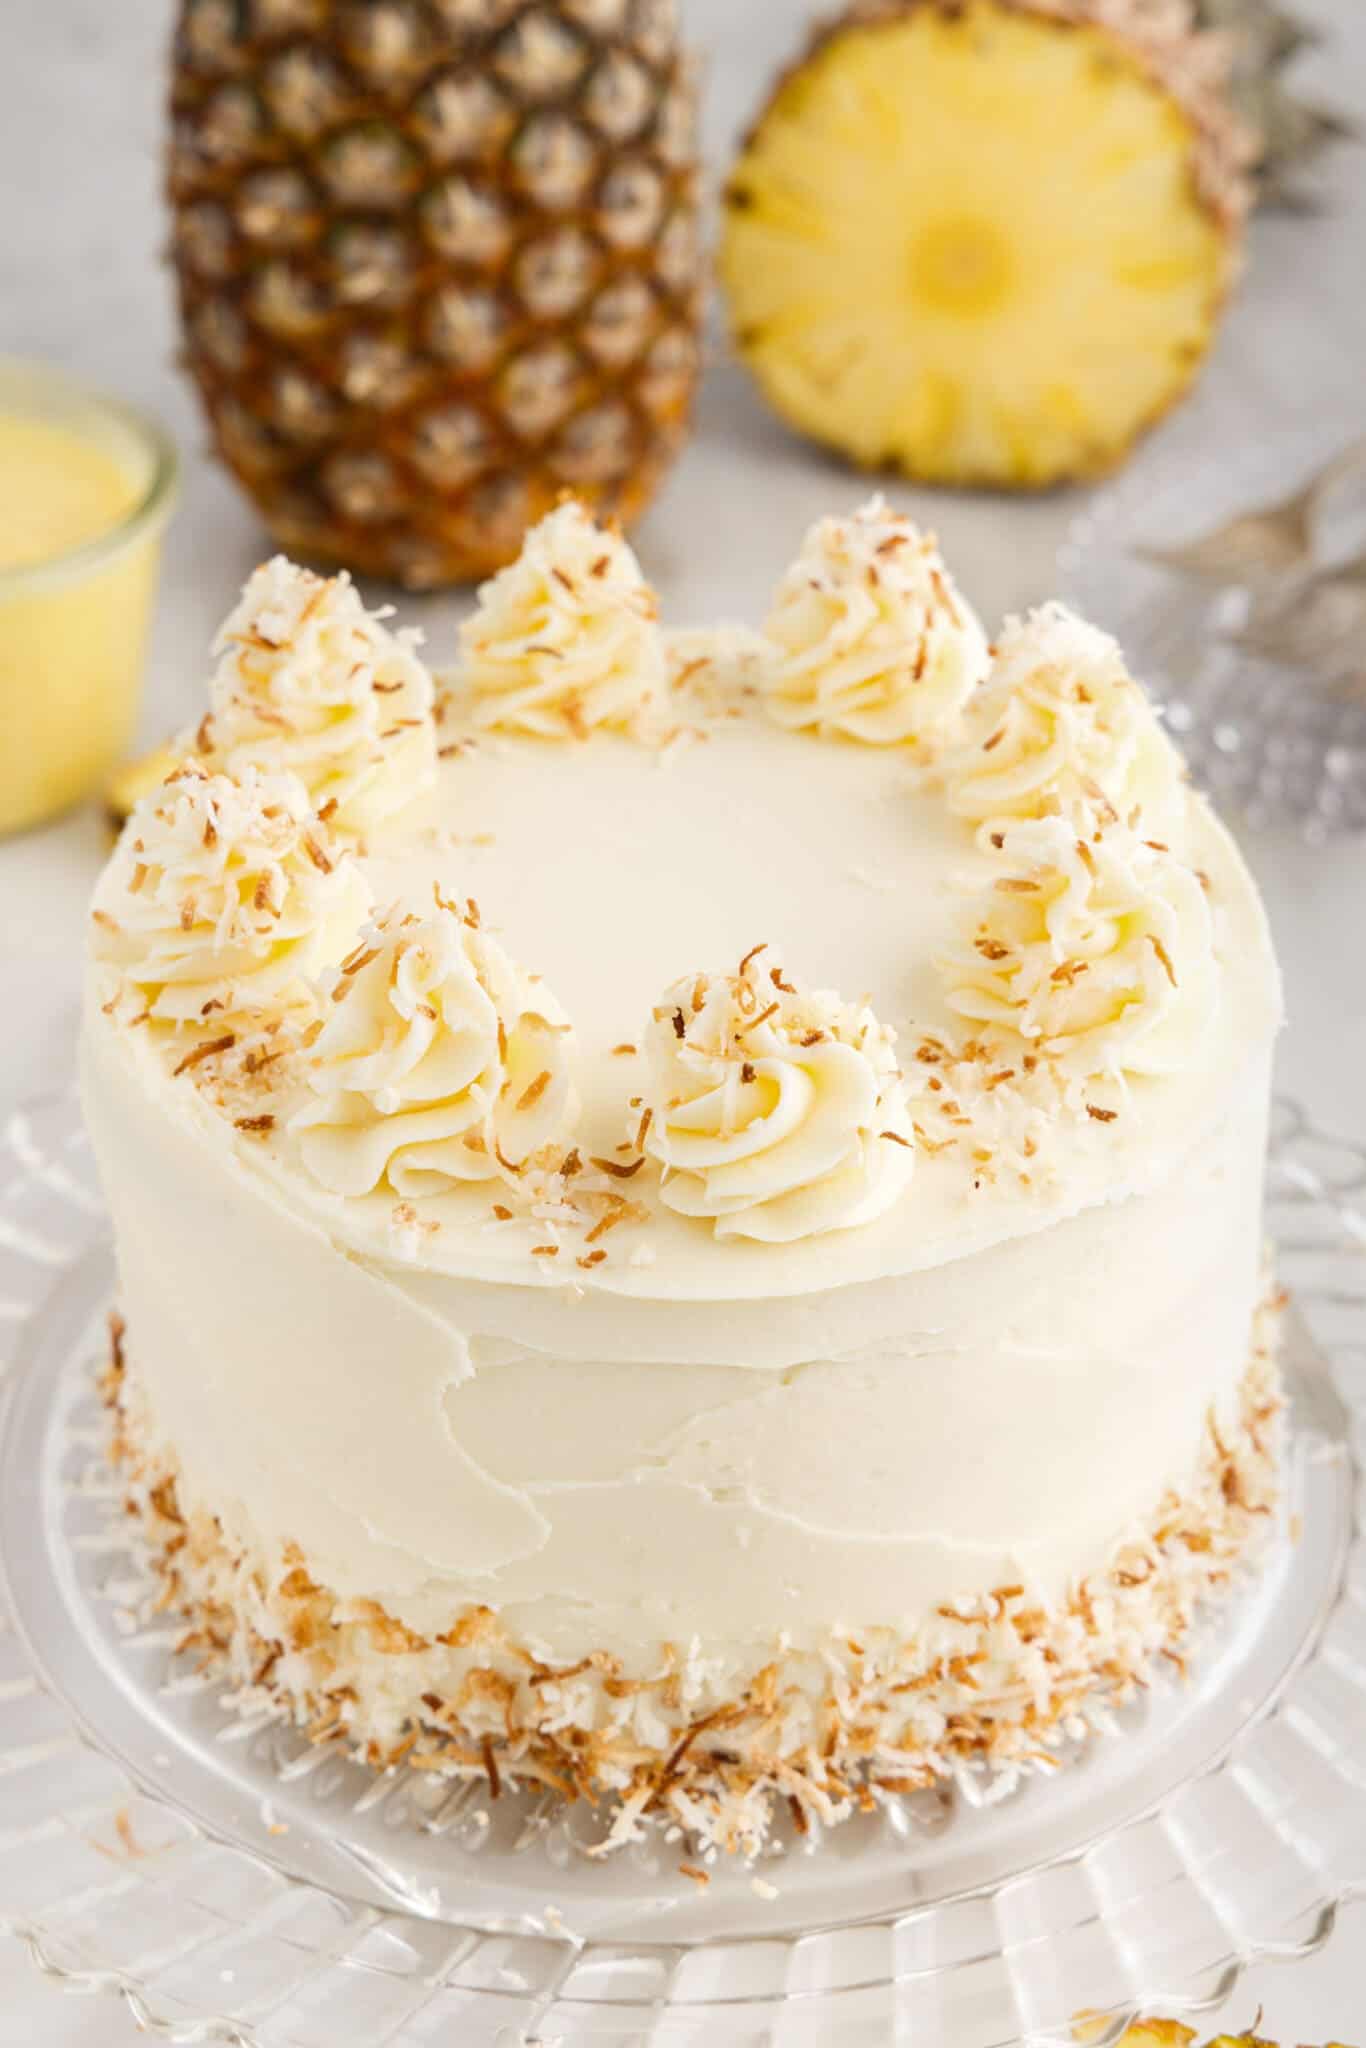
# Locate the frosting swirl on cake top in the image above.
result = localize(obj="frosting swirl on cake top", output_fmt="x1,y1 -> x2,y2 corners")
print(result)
203,557 -> 436,835
290,898 -> 577,1202
457,500 -> 667,740
941,813 -> 1219,1077
641,946 -> 915,1242
759,497 -> 988,747
91,763 -> 369,1028
84,502 -> 1281,1278
940,602 -> 1183,830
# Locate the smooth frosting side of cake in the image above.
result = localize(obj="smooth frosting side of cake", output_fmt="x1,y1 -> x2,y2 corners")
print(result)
105,1298 -> 1283,1857
82,998 -> 1271,1660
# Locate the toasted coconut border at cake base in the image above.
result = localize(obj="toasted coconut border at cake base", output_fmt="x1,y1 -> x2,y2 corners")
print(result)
102,1295 -> 1283,1861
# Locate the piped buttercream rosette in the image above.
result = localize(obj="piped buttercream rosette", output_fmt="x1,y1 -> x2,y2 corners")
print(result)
640,946 -> 915,1242
941,813 -> 1220,1079
290,899 -> 577,1201
758,497 -> 989,747
457,500 -> 668,740
201,556 -> 437,835
91,762 -> 370,1028
939,603 -> 1184,832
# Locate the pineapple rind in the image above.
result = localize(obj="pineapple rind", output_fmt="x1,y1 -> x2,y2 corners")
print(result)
169,0 -> 706,587
722,0 -> 1246,489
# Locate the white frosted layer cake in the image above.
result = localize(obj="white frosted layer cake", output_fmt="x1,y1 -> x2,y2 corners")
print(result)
83,500 -> 1283,1856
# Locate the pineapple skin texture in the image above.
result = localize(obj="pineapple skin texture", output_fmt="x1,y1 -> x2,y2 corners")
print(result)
169,0 -> 705,587
721,0 -> 1244,492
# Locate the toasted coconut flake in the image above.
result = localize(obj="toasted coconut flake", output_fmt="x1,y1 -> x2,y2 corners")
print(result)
591,1155 -> 645,1180
173,1032 -> 237,1077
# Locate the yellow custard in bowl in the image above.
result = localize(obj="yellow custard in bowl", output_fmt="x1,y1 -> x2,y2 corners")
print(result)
0,361 -> 177,836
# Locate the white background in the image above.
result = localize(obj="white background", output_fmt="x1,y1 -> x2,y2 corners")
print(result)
1,0 -> 1364,2039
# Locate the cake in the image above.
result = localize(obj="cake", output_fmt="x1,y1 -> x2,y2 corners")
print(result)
82,497 -> 1284,1860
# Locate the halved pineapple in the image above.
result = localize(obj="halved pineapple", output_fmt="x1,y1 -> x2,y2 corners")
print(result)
721,0 -> 1249,489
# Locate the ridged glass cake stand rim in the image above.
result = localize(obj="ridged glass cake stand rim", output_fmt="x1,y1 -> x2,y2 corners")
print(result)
0,1088 -> 1364,2047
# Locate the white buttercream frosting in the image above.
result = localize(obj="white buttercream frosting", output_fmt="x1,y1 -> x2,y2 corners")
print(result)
457,501 -> 668,739
940,602 -> 1184,829
664,623 -> 770,717
290,900 -> 577,1200
203,557 -> 437,835
80,518 -> 1285,1829
640,946 -> 915,1242
111,1306 -> 1281,1858
81,996 -> 1277,1678
91,763 -> 370,1027
758,497 -> 989,747
942,813 -> 1220,1077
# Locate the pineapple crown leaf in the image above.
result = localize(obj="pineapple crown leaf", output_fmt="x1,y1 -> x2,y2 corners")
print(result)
1194,0 -> 1357,208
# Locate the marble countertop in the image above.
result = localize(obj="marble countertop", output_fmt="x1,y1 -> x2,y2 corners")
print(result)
2,0 -> 1364,2039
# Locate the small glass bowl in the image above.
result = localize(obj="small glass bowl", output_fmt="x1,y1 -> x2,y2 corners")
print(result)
0,357 -> 178,837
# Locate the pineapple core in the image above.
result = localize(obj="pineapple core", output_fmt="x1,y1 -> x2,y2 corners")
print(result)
722,2 -> 1235,488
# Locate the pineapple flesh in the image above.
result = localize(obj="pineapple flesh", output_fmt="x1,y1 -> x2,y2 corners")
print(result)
169,0 -> 705,586
721,0 -> 1249,490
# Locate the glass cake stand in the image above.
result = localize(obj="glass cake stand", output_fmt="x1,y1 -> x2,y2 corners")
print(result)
1,1091 -> 1365,2048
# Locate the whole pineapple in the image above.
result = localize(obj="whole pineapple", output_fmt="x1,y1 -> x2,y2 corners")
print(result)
720,0 -> 1252,491
168,0 -> 704,586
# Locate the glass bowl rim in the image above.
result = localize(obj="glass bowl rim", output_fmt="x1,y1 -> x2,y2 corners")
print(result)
0,354 -> 180,599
